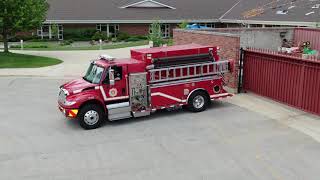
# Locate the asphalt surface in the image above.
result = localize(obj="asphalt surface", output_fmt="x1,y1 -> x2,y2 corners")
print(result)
0,46 -> 148,77
1,77 -> 320,180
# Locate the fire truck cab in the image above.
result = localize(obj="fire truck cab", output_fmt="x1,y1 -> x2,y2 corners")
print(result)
58,44 -> 233,129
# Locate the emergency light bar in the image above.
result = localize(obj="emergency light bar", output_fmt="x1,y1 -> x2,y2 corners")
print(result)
100,54 -> 115,61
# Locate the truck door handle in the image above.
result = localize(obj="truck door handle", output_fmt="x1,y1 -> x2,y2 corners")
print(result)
122,88 -> 126,95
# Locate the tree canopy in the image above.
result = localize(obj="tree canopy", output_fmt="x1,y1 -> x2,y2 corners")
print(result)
148,21 -> 164,47
0,0 -> 49,52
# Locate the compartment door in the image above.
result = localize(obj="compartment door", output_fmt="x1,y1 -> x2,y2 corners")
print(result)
129,73 -> 150,117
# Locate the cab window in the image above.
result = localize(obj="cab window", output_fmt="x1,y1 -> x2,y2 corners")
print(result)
102,65 -> 122,84
83,63 -> 104,84
112,66 -> 122,80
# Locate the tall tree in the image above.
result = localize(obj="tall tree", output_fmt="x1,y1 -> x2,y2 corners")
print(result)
148,21 -> 164,47
0,0 -> 49,53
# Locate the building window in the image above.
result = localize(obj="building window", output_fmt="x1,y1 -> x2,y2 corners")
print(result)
96,24 -> 108,32
42,25 -> 50,37
149,24 -> 170,38
161,24 -> 170,38
96,24 -> 119,37
109,24 -> 120,37
57,25 -> 63,40
37,24 -> 63,40
198,23 -> 216,28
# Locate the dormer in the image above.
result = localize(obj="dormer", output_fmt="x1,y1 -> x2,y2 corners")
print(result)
120,0 -> 176,9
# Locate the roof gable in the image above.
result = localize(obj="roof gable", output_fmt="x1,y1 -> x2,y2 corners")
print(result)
120,0 -> 176,9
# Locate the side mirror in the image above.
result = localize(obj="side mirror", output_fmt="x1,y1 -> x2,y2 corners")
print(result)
109,69 -> 115,86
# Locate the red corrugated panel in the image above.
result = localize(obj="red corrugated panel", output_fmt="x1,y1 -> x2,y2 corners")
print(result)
243,49 -> 320,116
294,28 -> 320,52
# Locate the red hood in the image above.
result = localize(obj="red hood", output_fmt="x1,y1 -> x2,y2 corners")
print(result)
62,78 -> 96,95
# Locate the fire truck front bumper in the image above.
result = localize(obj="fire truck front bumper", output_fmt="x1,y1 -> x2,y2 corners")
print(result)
58,105 -> 79,118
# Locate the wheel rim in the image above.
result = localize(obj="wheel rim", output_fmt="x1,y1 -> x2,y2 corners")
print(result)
193,95 -> 205,109
84,110 -> 99,125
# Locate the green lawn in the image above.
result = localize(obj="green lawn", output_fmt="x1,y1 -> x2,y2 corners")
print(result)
10,40 -> 148,51
0,52 -> 63,68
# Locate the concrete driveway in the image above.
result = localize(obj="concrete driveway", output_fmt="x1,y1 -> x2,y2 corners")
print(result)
1,77 -> 320,180
0,45 -> 148,77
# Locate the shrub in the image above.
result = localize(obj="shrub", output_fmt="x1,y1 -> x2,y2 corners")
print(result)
163,38 -> 173,46
117,32 -> 130,41
64,28 -> 96,41
60,40 -> 74,46
27,38 -> 51,42
10,45 -> 21,48
135,35 -> 148,40
10,44 -> 48,49
125,37 -> 141,42
91,31 -> 109,41
28,45 -> 48,48
9,34 -> 35,42
178,20 -> 188,29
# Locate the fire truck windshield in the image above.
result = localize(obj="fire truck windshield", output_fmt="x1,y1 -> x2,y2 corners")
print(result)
83,63 -> 104,84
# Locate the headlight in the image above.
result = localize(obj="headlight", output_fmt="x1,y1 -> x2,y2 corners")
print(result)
64,100 -> 76,106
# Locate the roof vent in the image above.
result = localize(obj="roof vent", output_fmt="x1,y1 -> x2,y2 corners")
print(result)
287,5 -> 295,10
276,10 -> 288,15
120,0 -> 176,9
305,11 -> 315,15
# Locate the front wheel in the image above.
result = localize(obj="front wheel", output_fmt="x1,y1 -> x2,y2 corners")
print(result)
187,91 -> 209,112
78,104 -> 105,130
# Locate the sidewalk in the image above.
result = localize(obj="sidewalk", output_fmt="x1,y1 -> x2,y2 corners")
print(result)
0,45 -> 148,77
226,93 -> 320,142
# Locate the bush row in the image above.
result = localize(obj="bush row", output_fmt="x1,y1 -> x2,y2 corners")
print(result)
92,32 -> 147,42
6,29 -> 148,42
10,44 -> 49,49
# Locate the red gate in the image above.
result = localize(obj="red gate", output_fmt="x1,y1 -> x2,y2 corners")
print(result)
242,48 -> 320,116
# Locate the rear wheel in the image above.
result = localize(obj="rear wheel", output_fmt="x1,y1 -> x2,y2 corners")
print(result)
187,91 -> 209,112
78,104 -> 105,130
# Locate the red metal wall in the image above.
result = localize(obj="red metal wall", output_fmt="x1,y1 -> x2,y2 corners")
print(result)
294,28 -> 320,51
243,49 -> 320,116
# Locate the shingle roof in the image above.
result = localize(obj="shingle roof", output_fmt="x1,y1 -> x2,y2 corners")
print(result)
46,0 -> 320,25
46,0 -> 239,22
221,0 -> 320,24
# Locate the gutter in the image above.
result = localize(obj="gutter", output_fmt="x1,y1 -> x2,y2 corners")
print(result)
220,19 -> 318,27
44,19 -> 220,24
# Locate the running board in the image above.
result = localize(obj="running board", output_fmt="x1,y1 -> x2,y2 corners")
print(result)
106,102 -> 132,121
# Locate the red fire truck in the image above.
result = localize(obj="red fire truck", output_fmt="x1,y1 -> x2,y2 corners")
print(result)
58,44 -> 233,129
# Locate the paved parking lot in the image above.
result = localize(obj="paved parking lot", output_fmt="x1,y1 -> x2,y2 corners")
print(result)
1,77 -> 320,180
0,46 -> 148,77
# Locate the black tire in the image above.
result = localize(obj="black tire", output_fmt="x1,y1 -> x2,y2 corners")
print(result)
78,104 -> 105,130
187,91 -> 209,112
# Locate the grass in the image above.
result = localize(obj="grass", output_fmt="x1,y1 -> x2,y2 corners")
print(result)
0,52 -> 63,68
9,40 -> 149,51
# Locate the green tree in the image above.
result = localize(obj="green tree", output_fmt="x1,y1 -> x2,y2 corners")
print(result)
51,24 -> 59,40
148,21 -> 163,47
0,0 -> 49,52
178,20 -> 188,29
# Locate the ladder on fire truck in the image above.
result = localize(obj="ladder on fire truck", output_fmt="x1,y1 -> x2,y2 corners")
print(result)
149,58 -> 230,83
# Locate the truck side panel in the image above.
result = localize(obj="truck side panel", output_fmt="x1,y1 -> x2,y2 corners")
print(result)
150,76 -> 225,109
